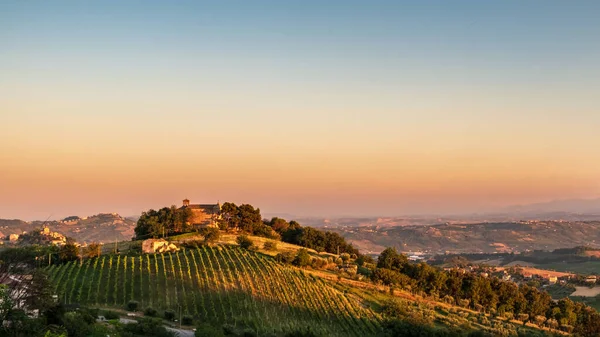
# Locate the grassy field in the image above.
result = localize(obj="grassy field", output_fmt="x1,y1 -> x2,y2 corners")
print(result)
536,261 -> 600,275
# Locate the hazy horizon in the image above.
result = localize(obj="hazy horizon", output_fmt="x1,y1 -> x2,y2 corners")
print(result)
2,1 -> 600,221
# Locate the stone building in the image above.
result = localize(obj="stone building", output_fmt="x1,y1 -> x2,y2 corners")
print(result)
180,199 -> 221,229
142,239 -> 178,253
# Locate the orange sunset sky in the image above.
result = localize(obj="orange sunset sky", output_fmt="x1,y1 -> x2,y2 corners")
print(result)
1,1 -> 600,220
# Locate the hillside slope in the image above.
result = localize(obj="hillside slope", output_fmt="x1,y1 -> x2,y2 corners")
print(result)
47,246 -> 381,336
0,213 -> 135,243
333,221 -> 600,254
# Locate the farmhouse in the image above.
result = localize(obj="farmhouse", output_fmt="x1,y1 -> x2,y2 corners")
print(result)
142,239 -> 179,253
180,199 -> 221,229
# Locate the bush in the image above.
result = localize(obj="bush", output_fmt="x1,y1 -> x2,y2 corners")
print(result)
310,257 -> 327,269
202,227 -> 220,244
275,252 -> 295,264
263,240 -> 278,251
340,253 -> 351,262
104,310 -> 120,320
195,323 -> 225,337
164,309 -> 176,321
120,317 -> 174,337
236,235 -> 253,250
144,307 -> 158,317
181,240 -> 204,249
242,328 -> 257,337
293,248 -> 311,267
285,329 -> 320,337
127,300 -> 139,312
182,315 -> 194,325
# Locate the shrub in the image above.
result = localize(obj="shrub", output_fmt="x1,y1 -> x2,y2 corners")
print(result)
202,227 -> 220,245
263,240 -> 278,251
236,235 -> 253,249
182,315 -> 194,325
221,323 -> 237,335
195,323 -> 225,337
284,328 -> 320,337
144,307 -> 158,317
242,328 -> 257,337
340,253 -> 350,262
127,300 -> 139,312
293,249 -> 311,267
164,309 -> 176,321
104,310 -> 119,320
310,257 -> 327,269
275,252 -> 295,264
180,240 -> 204,249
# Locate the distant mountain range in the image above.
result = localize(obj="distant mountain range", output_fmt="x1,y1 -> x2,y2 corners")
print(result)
0,213 -> 136,244
503,198 -> 600,215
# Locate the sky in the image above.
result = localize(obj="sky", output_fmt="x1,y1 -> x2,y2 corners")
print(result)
1,1 -> 600,220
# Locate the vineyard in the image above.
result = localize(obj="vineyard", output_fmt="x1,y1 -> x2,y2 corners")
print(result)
47,245 -> 382,336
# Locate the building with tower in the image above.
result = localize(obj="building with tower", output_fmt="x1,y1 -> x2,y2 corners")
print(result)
180,199 -> 221,229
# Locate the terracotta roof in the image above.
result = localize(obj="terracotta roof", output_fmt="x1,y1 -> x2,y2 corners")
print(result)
184,204 -> 219,210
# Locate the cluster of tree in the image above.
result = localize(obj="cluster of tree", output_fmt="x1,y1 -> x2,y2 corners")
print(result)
218,202 -> 279,238
218,203 -> 359,256
371,248 -> 600,336
265,217 -> 359,255
134,206 -> 193,239
0,247 -> 68,336
552,246 -> 598,255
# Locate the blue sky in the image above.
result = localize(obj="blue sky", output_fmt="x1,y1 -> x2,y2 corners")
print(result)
1,1 -> 600,219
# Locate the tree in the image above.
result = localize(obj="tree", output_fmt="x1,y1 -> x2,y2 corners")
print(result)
134,206 -> 193,239
83,243 -> 101,259
202,227 -> 220,245
356,254 -> 375,267
268,217 -> 290,233
0,284 -> 13,323
238,204 -> 262,233
59,243 -> 79,262
219,202 -> 240,231
22,269 -> 54,313
377,247 -> 408,272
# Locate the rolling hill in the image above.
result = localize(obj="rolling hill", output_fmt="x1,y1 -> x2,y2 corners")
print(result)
332,221 -> 600,254
0,213 -> 135,244
46,244 -> 568,336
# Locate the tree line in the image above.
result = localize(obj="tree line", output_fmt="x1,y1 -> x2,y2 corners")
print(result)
371,248 -> 600,336
134,206 -> 193,239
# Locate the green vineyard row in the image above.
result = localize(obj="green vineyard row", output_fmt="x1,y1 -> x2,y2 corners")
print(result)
47,246 -> 381,336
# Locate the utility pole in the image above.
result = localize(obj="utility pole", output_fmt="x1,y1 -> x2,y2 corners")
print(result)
178,304 -> 182,328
